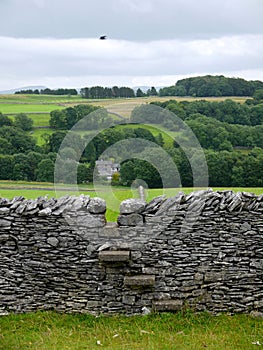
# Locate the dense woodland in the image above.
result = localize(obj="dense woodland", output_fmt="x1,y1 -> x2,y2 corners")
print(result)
159,75 -> 263,97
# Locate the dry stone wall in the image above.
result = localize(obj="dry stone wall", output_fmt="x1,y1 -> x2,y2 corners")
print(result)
0,189 -> 263,315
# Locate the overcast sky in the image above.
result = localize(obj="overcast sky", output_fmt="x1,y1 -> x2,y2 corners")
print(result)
0,0 -> 263,90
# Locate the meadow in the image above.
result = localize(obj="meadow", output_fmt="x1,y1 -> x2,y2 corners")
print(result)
0,103 -> 64,114
0,310 -> 263,350
0,93 -> 249,117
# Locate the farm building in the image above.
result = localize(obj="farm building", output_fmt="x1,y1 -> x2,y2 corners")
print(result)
95,159 -> 120,180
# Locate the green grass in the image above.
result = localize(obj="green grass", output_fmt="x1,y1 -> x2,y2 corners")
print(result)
0,182 -> 262,221
29,114 -> 50,127
0,103 -> 64,114
115,123 -> 178,147
0,94 -> 84,104
31,128 -> 53,145
9,113 -> 50,127
0,311 -> 262,350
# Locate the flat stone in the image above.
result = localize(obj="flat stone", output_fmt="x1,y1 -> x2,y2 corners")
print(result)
120,199 -> 146,214
39,207 -> 52,216
124,275 -> 155,287
76,213 -> 106,228
0,208 -> 10,215
99,223 -> 120,238
99,250 -> 130,262
26,201 -> 38,212
156,194 -> 184,216
47,237 -> 59,247
117,213 -> 143,226
0,219 -> 11,227
153,300 -> 183,311
142,196 -> 166,214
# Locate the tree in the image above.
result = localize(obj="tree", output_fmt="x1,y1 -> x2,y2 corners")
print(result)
26,151 -> 45,181
0,155 -> 14,180
253,89 -> 263,101
136,88 -> 145,97
65,107 -> 78,129
134,128 -> 155,142
46,131 -> 67,153
0,126 -> 36,153
0,113 -> 13,127
249,104 -> 263,125
120,159 -> 162,188
83,141 -> 96,162
12,154 -> 32,180
0,137 -> 14,154
14,113 -> 33,131
77,163 -> 89,183
49,110 -> 67,129
147,86 -> 158,96
36,159 -> 54,182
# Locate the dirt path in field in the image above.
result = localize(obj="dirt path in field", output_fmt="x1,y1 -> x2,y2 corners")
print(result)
106,100 -> 146,118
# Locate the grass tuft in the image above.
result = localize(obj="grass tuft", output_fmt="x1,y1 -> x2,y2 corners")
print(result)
0,311 -> 263,349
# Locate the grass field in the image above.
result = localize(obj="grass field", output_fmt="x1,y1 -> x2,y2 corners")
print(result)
114,123 -> 179,147
9,113 -> 50,127
31,128 -> 53,145
0,310 -> 262,350
0,94 -> 84,104
0,93 -> 249,114
0,103 -> 64,114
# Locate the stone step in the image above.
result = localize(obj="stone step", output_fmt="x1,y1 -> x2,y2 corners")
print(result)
98,250 -> 130,263
153,299 -> 183,312
124,275 -> 155,287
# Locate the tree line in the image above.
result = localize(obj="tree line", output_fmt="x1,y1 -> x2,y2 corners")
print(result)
15,88 -> 78,95
80,86 -> 158,99
159,75 -> 263,97
13,76 -> 263,99
119,147 -> 263,188
80,86 -> 136,99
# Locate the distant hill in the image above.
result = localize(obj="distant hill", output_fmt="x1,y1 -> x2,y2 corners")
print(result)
0,86 -> 46,94
159,75 -> 263,97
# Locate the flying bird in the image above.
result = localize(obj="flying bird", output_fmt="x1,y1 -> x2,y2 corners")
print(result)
99,35 -> 107,40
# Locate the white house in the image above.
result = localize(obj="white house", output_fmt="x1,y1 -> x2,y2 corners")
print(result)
95,159 -> 120,180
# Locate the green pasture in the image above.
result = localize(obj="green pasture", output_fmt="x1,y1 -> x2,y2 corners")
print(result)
0,103 -> 64,114
29,113 -> 50,127
0,94 -> 84,104
115,123 -> 179,147
0,310 -> 262,350
9,113 -> 50,127
31,128 -> 53,145
0,93 -> 249,112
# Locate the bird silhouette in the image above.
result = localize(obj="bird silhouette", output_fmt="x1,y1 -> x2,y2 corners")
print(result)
99,35 -> 107,40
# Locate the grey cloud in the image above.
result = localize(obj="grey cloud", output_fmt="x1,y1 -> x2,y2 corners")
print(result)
1,35 -> 262,81
1,0 -> 263,89
0,0 -> 262,40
